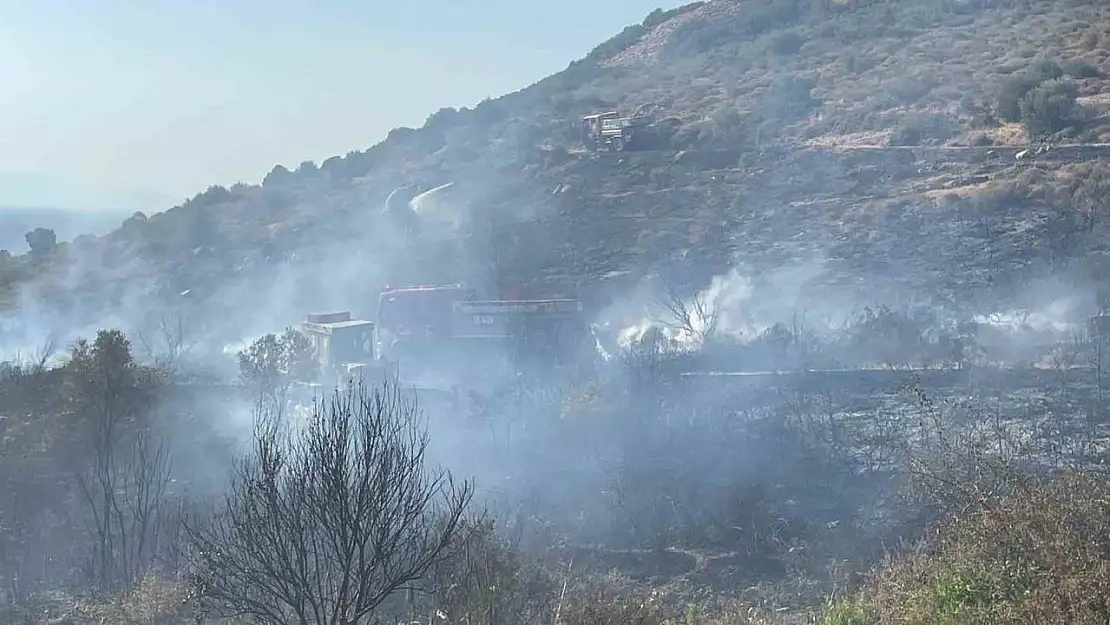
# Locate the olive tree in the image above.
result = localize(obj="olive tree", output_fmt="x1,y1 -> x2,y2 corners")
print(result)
237,328 -> 317,413
185,380 -> 474,625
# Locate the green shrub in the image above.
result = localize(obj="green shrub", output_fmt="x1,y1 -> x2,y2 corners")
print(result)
1060,58 -> 1101,79
770,30 -> 805,56
889,114 -> 956,146
761,75 -> 821,125
994,58 -> 1093,124
1020,77 -> 1080,136
857,473 -> 1110,625
926,569 -> 1000,624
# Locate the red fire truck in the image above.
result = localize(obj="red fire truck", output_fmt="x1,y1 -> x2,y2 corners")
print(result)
373,284 -> 588,386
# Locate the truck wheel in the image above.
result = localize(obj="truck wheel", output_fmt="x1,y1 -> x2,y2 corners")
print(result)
611,136 -> 625,152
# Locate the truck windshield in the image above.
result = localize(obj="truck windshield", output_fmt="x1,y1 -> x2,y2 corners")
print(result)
332,326 -> 374,363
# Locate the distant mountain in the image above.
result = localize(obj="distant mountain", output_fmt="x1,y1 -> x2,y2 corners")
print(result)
0,206 -> 132,254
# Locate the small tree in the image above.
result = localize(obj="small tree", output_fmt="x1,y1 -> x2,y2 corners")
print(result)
237,328 -> 317,412
67,330 -> 174,593
24,227 -> 57,261
1073,166 -> 1110,232
186,380 -> 474,625
1020,77 -> 1080,137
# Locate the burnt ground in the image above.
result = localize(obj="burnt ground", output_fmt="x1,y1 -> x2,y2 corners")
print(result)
492,142 -> 1110,314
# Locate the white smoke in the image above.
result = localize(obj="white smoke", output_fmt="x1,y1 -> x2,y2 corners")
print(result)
601,257 -> 830,355
972,298 -> 1080,335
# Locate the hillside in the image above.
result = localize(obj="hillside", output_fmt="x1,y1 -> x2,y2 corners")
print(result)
11,4 -> 1110,621
5,0 -> 1110,351
0,207 -> 130,254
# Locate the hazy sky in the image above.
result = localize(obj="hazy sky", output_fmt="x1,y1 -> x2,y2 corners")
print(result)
0,0 -> 673,208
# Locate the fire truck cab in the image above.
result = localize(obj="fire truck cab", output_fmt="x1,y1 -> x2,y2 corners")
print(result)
300,311 -> 398,389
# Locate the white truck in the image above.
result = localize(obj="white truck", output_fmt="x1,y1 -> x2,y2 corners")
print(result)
300,311 -> 399,391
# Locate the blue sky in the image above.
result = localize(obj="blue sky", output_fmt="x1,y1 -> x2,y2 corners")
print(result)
0,0 -> 674,209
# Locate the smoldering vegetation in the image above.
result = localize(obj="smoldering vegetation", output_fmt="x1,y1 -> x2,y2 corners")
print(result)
5,277 -> 1110,625
2,180 -> 1110,625
0,177 -> 485,366
3,136 -> 1110,625
4,2 -> 1110,622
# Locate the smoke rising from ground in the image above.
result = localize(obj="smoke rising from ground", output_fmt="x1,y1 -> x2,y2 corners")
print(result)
0,178 -> 474,364
2,144 -> 1109,586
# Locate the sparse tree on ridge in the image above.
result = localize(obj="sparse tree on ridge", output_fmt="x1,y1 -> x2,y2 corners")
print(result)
24,227 -> 57,262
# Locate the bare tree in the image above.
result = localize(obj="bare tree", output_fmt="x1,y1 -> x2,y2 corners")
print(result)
136,311 -> 195,370
76,430 -> 174,592
1047,331 -> 1084,393
68,330 -> 175,593
27,333 -> 56,371
2,333 -> 57,375
654,282 -> 721,347
1073,166 -> 1110,232
185,380 -> 475,625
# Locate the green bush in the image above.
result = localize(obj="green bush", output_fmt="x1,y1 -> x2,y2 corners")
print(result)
889,114 -> 956,146
854,473 -> 1110,625
1020,77 -> 1080,136
770,30 -> 805,56
761,75 -> 821,126
1060,58 -> 1101,79
994,58 -> 1093,124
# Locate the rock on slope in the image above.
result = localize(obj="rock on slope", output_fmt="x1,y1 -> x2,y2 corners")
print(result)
7,0 -> 1110,339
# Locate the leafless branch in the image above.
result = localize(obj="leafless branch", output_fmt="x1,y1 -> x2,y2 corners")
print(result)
72,330 -> 175,594
654,281 -> 721,345
137,312 -> 195,369
30,333 -> 55,371
185,379 -> 475,625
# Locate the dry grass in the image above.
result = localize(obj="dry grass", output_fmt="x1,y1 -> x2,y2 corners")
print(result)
62,574 -> 200,625
825,473 -> 1110,625
10,348 -> 1110,625
48,472 -> 1110,625
983,122 -> 1030,145
801,131 -> 894,148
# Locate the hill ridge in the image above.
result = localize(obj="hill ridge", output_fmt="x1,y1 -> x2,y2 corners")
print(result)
4,0 -> 1110,358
